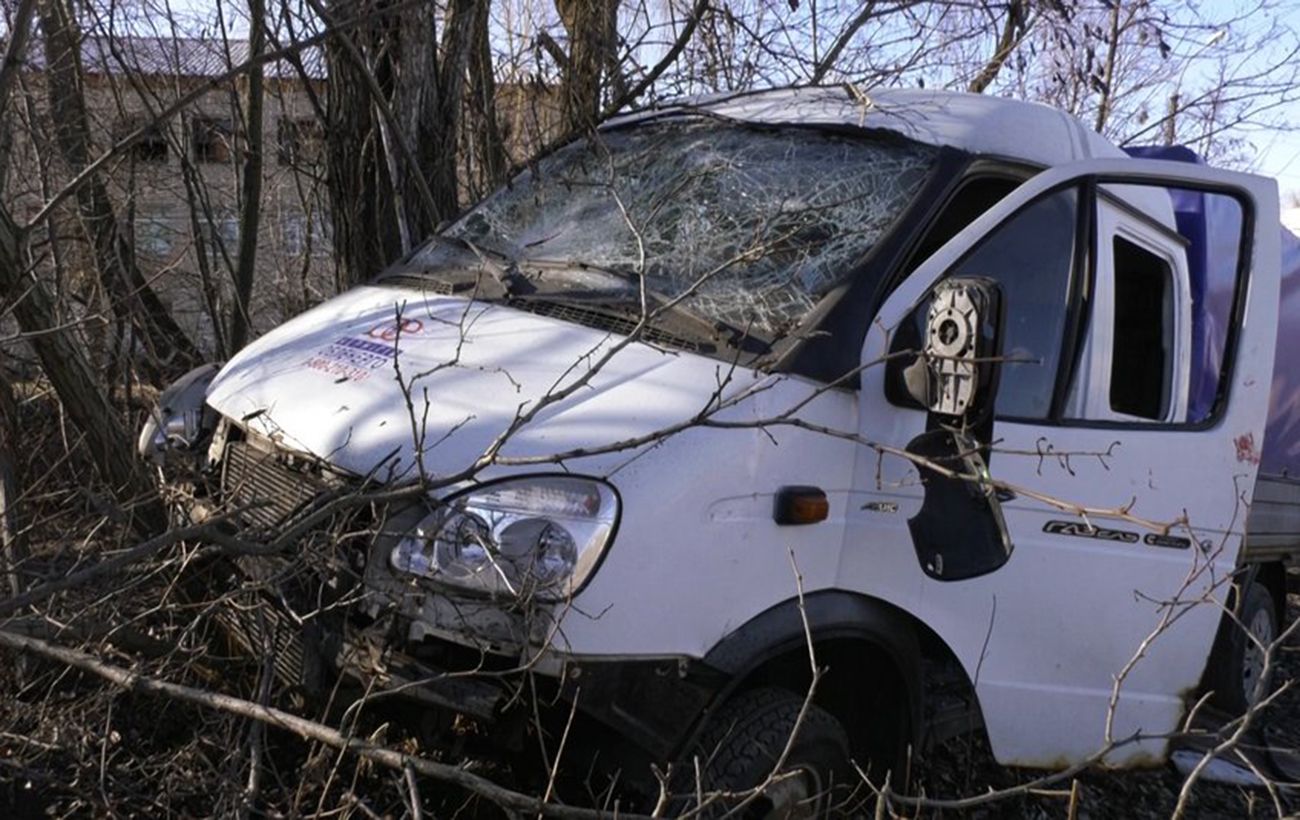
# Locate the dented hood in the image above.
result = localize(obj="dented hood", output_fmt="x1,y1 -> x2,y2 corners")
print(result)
206,285 -> 752,478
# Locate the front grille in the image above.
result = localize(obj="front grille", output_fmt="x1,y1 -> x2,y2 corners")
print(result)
221,439 -> 326,530
215,592 -> 311,687
509,299 -> 715,353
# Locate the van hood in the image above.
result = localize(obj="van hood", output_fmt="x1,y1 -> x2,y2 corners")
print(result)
206,285 -> 758,479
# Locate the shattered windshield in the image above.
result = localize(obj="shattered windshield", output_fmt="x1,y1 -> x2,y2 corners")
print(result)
417,119 -> 938,337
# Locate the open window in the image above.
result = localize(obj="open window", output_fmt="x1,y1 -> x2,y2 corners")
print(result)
1109,235 -> 1174,419
116,117 -> 169,163
192,117 -> 235,163
1064,187 -> 1203,425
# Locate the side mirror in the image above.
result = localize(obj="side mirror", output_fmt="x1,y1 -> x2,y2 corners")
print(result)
891,277 -> 1002,421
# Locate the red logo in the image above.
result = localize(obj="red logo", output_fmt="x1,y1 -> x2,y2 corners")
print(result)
367,318 -> 423,342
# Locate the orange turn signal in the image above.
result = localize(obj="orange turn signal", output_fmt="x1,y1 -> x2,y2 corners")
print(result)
773,486 -> 829,525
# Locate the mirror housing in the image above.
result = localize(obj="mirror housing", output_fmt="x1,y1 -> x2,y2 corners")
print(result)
891,277 -> 1002,421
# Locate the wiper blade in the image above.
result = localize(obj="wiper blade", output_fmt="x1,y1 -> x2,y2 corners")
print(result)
518,259 -> 771,353
411,234 -> 534,295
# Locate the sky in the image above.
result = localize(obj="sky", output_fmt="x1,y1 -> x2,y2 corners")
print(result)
1258,128 -> 1300,206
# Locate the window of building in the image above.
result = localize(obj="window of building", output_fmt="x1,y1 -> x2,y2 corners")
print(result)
135,215 -> 178,257
1109,236 -> 1175,420
202,211 -> 240,250
282,211 -> 332,256
218,216 -> 240,246
137,127 -> 168,162
282,213 -> 304,256
192,117 -> 234,163
277,118 -> 324,166
116,118 -> 169,163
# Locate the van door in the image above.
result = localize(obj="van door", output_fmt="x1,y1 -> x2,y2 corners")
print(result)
847,159 -> 1280,766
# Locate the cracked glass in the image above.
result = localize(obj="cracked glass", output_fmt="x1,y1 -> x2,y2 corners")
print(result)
420,119 -> 938,337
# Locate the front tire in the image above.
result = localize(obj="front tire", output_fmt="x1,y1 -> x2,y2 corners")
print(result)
679,687 -> 853,818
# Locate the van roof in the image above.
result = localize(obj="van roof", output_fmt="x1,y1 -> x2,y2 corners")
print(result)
609,86 -> 1128,168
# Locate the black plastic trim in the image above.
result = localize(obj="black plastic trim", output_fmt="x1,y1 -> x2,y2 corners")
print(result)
1050,179 -> 1097,420
700,590 -> 924,747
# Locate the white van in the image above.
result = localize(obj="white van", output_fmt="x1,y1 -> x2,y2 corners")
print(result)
144,87 -> 1294,815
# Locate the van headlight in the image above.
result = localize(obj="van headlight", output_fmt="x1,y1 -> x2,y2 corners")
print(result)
138,363 -> 220,465
390,476 -> 619,601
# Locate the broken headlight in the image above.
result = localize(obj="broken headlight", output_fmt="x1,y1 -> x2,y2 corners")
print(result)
138,363 -> 220,465
390,476 -> 619,601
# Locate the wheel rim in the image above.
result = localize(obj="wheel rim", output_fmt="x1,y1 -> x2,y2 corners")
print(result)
1242,606 -> 1276,706
754,768 -> 823,820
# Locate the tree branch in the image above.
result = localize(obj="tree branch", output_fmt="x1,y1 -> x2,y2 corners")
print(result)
0,629 -> 654,820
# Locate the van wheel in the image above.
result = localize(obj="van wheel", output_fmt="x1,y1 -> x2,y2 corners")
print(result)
1210,580 -> 1278,714
680,687 -> 853,818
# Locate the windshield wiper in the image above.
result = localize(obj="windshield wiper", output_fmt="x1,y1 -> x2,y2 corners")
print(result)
514,259 -> 771,353
400,234 -> 534,295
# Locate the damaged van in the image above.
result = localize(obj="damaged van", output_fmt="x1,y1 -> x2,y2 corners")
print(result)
142,86 -> 1300,815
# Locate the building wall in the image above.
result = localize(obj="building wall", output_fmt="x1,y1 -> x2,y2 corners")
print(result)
5,62 -> 336,359
2,42 -> 564,364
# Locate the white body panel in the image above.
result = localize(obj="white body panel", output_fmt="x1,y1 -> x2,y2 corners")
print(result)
609,87 -> 1128,168
207,287 -> 769,480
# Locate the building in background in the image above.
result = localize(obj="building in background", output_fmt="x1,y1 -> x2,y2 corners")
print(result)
5,35 -> 333,356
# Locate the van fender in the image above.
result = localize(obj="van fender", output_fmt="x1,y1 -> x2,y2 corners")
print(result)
699,590 -> 925,746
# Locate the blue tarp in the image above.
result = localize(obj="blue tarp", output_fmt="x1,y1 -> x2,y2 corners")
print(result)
1125,146 -> 1300,478
1263,223 -> 1300,477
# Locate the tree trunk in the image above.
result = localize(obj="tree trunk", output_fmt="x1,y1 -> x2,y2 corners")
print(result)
36,0 -> 200,373
0,370 -> 26,601
0,0 -> 37,195
968,0 -> 1027,94
556,0 -> 621,132
467,0 -> 508,193
0,207 -> 163,534
228,0 -> 267,353
323,0 -> 480,286
323,1 -> 392,287
1094,0 -> 1124,133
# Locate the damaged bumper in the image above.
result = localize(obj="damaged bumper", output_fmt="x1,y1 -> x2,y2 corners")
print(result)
194,428 -> 722,769
216,580 -> 722,766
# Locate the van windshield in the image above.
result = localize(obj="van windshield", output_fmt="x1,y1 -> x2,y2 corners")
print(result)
417,119 -> 938,337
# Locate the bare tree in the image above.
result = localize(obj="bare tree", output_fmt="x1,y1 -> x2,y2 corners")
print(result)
35,0 -> 200,373
228,0 -> 267,352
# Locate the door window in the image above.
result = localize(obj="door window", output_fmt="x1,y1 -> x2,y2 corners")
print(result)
1109,235 -> 1175,419
1064,187 -> 1216,425
891,188 -> 1080,420
889,181 -> 1248,429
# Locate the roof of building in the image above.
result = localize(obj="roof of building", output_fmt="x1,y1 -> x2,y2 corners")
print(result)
611,85 -> 1128,168
19,35 -> 325,80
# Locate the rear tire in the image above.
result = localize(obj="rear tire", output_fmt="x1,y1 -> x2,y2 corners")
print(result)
678,687 -> 853,818
1209,579 -> 1278,714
